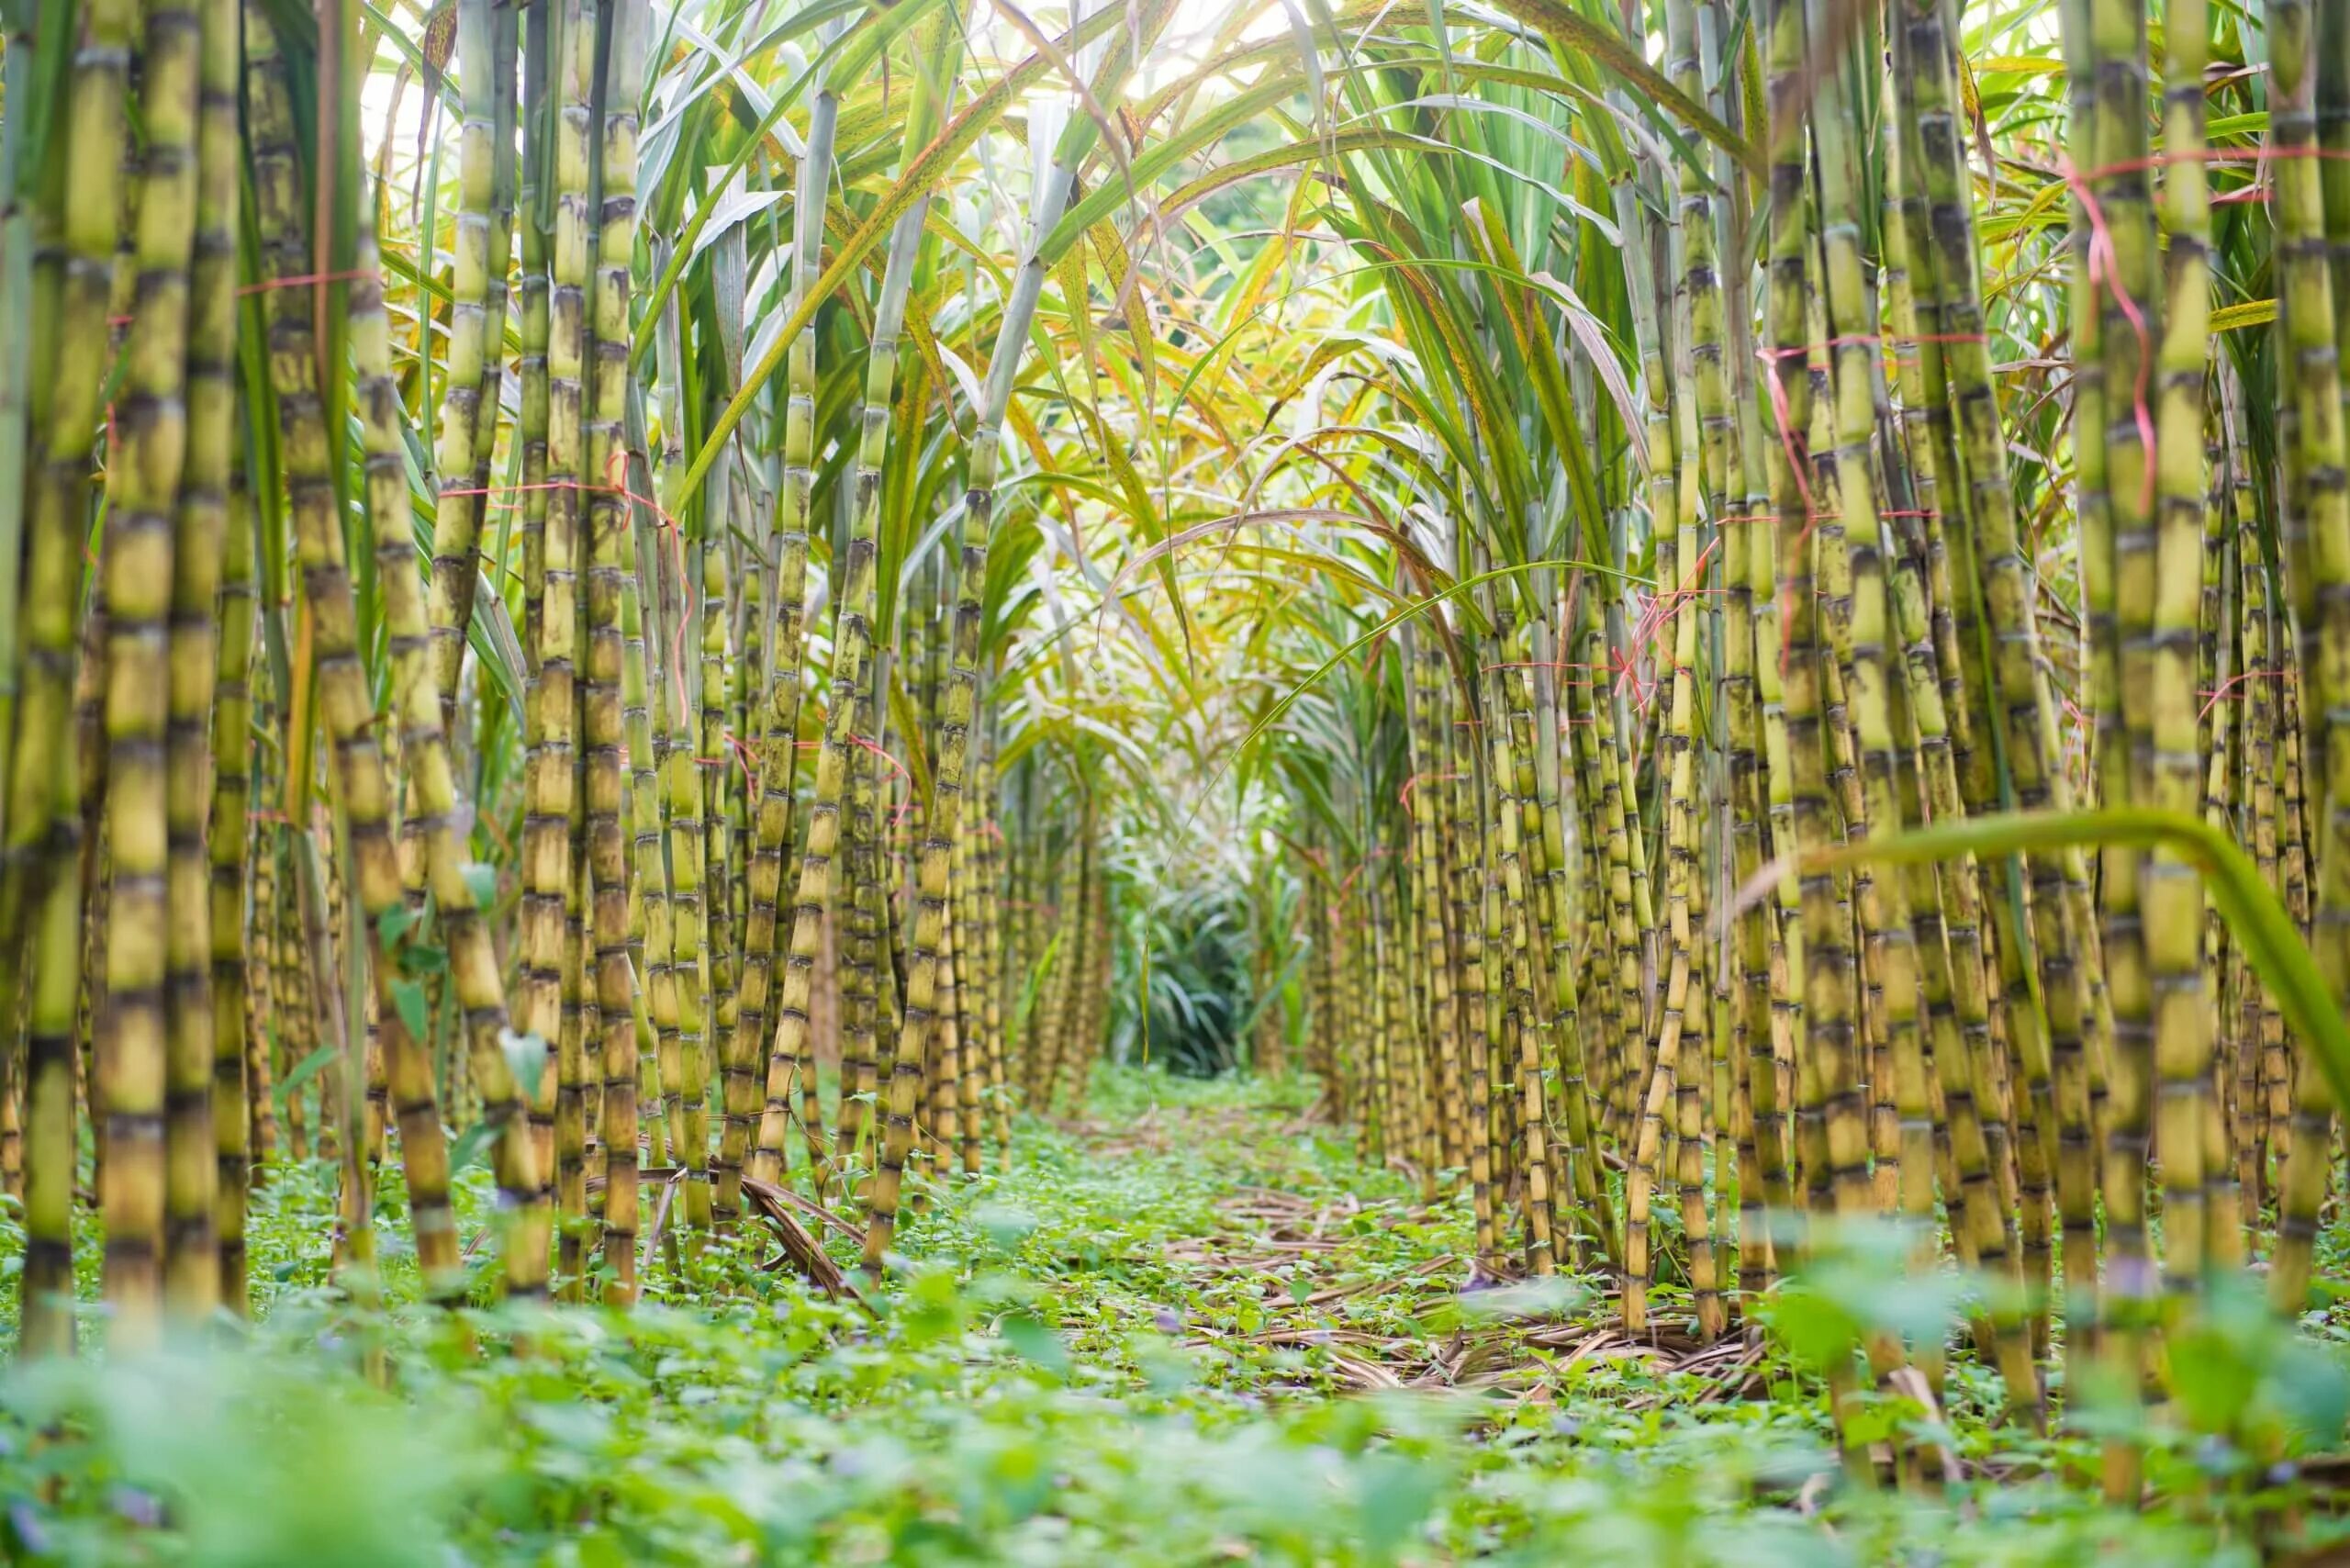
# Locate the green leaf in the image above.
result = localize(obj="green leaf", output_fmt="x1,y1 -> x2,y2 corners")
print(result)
1456,1276 -> 1586,1322
1356,1453 -> 1441,1566
1494,0 -> 1754,171
447,1118 -> 500,1172
1803,808 -> 2350,1113
999,1313 -> 1070,1377
273,1043 -> 340,1105
377,902 -> 420,946
391,977 -> 430,1040
460,860 -> 499,911
501,1026 -> 550,1089
674,0 -> 1148,509
972,1204 -> 1040,1250
2270,1341 -> 2350,1445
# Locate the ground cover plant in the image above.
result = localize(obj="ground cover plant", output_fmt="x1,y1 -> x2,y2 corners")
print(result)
11,1071 -> 2345,1564
5,0 -> 2350,1556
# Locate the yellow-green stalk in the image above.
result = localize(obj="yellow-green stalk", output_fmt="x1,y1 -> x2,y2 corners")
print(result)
105,0 -> 207,1336
169,0 -> 240,1317
520,0 -> 590,1271
732,22 -> 845,1194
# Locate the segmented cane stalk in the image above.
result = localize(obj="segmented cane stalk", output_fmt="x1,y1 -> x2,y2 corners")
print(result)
1760,0 -> 1856,1226
1721,483 -> 1775,1304
1827,384 -> 1939,1388
1880,74 -> 2036,1392
2205,420 -> 2251,1260
556,717 -> 588,1293
163,0 -> 240,1319
586,0 -> 647,1300
1407,638 -> 1465,1177
1669,599 -> 1722,1342
19,788 -> 81,1357
1494,644 -> 1570,1279
731,33 -> 844,1194
464,0 -> 519,692
934,878 -> 966,1170
104,0 -> 206,1337
352,222 -> 475,1296
1739,387 -> 1804,1238
2055,0 -> 2145,1426
19,259 -> 84,1345
979,746 -> 1012,1151
519,0 -> 590,1267
664,550 -> 712,1237
1511,622 -> 1615,1266
2147,0 -> 2215,1290
0,14 -> 40,878
2266,0 -> 2350,1324
1902,0 -> 2087,1406
0,986 -> 24,1197
1,0 -> 129,954
209,464 -> 253,1311
1080,845 -> 1113,1089
860,0 -> 1183,1268
2282,707 -> 2312,932
2234,482 -> 2286,1200
1369,876 -> 1401,1160
248,22 -> 481,1299
425,0 -> 501,718
1628,151 -> 1713,1318
952,820 -> 982,1175
1811,24 -> 1939,1380
274,50 -> 539,1298
516,0 -> 552,660
699,537 -> 736,1187
80,599 -> 110,1194
611,533 -> 664,1292
271,836 -> 309,1165
1577,630 -> 1639,1148
1046,817 -> 1091,1108
718,544 -> 751,963
247,787 -> 283,1165
193,0 -> 247,1257
1483,623 -> 1555,1274
1679,834 -> 1721,1341
834,728 -> 882,1192
770,219 -> 912,1211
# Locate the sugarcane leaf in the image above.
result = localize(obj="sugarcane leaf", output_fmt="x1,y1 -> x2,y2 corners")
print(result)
687,187 -> 789,264
390,977 -> 431,1040
999,1313 -> 1070,1376
500,1026 -> 550,1091
1798,809 -> 2350,1111
467,569 -> 530,731
674,2 -> 1140,498
1212,558 -> 1639,807
1459,0 -> 1759,175
447,1118 -> 500,1172
2210,297 -> 2276,332
1037,74 -> 1309,264
273,1044 -> 341,1105
885,666 -> 937,816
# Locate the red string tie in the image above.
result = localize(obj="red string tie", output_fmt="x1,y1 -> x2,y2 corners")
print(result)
237,267 -> 375,297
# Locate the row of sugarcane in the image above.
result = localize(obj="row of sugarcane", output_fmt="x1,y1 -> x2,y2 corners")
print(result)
0,0 -> 1165,1353
1274,0 -> 2350,1486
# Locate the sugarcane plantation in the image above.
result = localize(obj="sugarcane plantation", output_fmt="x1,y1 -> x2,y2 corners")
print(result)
0,0 -> 2348,1559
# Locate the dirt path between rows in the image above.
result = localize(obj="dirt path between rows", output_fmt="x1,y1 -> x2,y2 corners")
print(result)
1072,1094 -> 1770,1410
